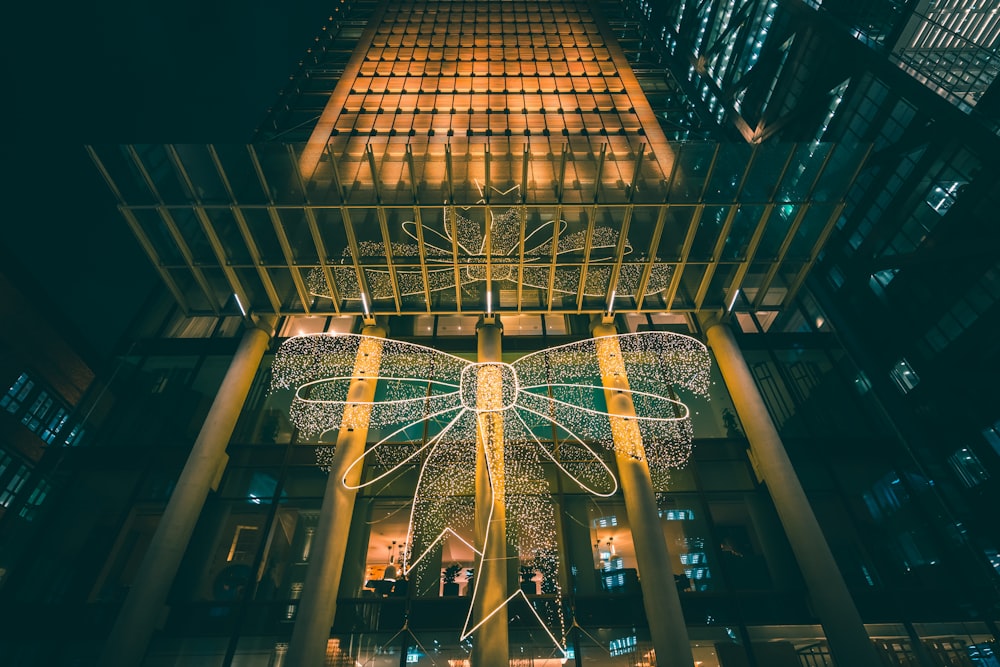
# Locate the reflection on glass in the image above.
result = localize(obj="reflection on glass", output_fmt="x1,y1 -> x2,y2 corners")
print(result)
746,625 -> 830,666
660,501 -> 715,592
709,500 -> 773,590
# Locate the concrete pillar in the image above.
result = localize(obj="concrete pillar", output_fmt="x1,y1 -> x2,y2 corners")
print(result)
703,318 -> 881,667
99,316 -> 275,667
471,317 -> 509,667
591,322 -> 695,667
285,325 -> 386,667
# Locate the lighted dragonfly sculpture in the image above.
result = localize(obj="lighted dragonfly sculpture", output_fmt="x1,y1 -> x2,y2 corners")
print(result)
271,330 -> 710,654
307,181 -> 674,302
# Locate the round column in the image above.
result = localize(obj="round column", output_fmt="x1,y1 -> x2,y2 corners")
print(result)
99,317 -> 275,667
704,319 -> 881,667
592,322 -> 695,667
285,325 -> 386,667
471,317 -> 510,667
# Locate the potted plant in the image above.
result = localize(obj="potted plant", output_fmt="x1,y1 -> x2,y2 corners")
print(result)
442,564 -> 462,596
519,563 -> 538,595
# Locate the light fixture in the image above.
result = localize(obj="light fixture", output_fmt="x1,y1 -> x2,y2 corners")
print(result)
726,288 -> 740,313
384,540 -> 398,581
360,291 -> 371,320
234,293 -> 248,318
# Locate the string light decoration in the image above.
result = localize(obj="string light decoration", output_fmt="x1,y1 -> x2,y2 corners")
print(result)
270,330 -> 710,653
305,182 -> 673,302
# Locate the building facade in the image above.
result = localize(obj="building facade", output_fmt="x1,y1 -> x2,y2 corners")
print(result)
1,0 -> 999,665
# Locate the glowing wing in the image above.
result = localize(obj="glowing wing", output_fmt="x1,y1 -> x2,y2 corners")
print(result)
270,333 -> 468,440
513,331 -> 711,479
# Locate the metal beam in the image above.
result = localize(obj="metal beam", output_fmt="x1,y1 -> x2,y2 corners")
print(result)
304,208 -> 342,314
575,143 -> 608,311
547,145 -> 569,311
556,143 -> 568,204
693,144 -> 759,311
633,203 -> 669,310
634,150 -> 681,310
753,142 -> 863,310
340,207 -> 373,315
781,202 -> 845,309
516,146 -> 530,313
484,145 -> 492,313
445,145 -> 463,312
753,203 -> 810,310
247,145 -> 313,314
166,146 -> 255,321
406,145 -> 433,311
545,205 -> 565,312
723,203 -> 775,313
603,144 -> 645,310
366,145 -> 402,311
325,142 -> 372,315
206,146 -> 283,315
86,146 -> 191,313
122,208 -> 191,313
717,143 -> 795,314
287,144 -> 342,314
693,204 -> 740,310
125,146 -> 220,315
663,204 -> 704,311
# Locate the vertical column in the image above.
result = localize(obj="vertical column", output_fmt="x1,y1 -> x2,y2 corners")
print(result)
99,316 -> 275,667
285,325 -> 386,667
471,317 -> 509,667
703,318 -> 882,667
592,322 -> 695,667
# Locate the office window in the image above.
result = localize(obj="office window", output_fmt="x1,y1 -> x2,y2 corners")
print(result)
947,448 -> 989,488
0,463 -> 29,508
889,358 -> 920,394
0,452 -> 13,481
228,525 -> 261,562
1,372 -> 34,414
869,268 -> 898,301
862,471 -> 910,522
854,371 -> 872,395
21,390 -> 53,433
62,423 -> 86,447
39,407 -> 69,445
987,550 -> 1000,575
18,478 -> 52,521
925,181 -> 966,215
751,360 -> 794,427
983,420 -> 1000,458
922,262 -> 999,354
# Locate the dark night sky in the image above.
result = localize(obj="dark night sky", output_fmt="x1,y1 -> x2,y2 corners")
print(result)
3,0 -> 331,364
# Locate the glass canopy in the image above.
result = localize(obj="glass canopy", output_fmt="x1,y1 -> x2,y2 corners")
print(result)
88,140 -> 868,318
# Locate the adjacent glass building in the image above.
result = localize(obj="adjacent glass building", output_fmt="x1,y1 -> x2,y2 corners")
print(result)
1,0 -> 999,665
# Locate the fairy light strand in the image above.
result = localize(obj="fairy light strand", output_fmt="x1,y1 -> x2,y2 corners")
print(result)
305,184 -> 673,301
269,330 -> 711,652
